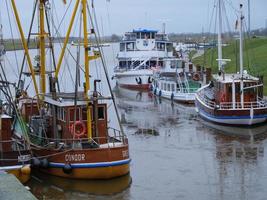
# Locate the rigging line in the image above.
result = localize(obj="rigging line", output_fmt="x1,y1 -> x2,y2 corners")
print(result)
49,2 -> 85,76
0,62 -> 29,144
17,0 -> 38,90
222,0 -> 233,38
88,4 -> 125,136
211,0 -> 218,69
5,0 -> 20,78
44,5 -> 60,92
105,0 -> 116,67
3,55 -> 20,78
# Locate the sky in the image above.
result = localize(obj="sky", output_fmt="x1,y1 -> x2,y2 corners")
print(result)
0,0 -> 267,38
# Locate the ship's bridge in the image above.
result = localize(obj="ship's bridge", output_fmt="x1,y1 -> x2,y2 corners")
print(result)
119,28 -> 172,53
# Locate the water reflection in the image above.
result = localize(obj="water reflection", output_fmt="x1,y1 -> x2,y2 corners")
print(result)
114,87 -> 196,136
197,120 -> 267,200
28,172 -> 131,199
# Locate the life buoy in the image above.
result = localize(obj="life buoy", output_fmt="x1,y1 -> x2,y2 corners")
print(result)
70,121 -> 86,138
148,76 -> 152,84
135,77 -> 142,85
193,73 -> 200,81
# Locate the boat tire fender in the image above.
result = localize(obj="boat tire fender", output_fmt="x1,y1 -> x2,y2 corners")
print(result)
159,90 -> 162,97
40,158 -> 49,169
63,163 -> 72,174
31,157 -> 41,168
171,93 -> 174,100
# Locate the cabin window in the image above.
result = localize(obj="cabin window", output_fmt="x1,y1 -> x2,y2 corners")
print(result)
141,32 -> 149,39
82,108 -> 87,120
171,84 -> 175,92
98,107 -> 105,120
151,33 -> 155,39
119,61 -> 126,68
69,108 -> 80,122
120,43 -> 125,51
161,82 -> 163,89
166,43 -> 173,52
126,42 -> 134,51
157,42 -> 165,51
167,84 -> 170,91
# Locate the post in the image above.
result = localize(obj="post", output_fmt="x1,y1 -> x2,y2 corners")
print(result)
217,0 -> 223,71
239,4 -> 244,108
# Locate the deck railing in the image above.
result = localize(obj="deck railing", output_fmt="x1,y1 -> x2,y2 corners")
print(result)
29,127 -> 128,150
197,90 -> 267,110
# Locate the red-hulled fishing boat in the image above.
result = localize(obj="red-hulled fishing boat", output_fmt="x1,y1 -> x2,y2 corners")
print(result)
195,2 -> 267,126
11,0 -> 130,179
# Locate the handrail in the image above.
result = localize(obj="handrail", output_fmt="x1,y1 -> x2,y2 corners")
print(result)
197,90 -> 267,110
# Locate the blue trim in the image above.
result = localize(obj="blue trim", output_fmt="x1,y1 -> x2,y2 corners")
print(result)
49,158 -> 131,169
198,106 -> 267,120
133,29 -> 157,33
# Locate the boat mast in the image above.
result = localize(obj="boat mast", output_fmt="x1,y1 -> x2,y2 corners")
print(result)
39,0 -> 47,99
81,0 -> 93,139
217,0 -> 223,72
239,4 -> 244,108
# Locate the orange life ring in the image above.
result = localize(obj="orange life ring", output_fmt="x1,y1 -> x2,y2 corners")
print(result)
70,121 -> 86,138
193,73 -> 200,81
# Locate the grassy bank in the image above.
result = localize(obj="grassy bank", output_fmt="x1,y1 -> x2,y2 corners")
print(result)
193,37 -> 267,94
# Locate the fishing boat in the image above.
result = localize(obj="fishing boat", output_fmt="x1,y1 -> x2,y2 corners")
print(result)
10,0 -> 130,179
195,2 -> 267,125
113,28 -> 174,90
152,58 -> 204,104
0,23 -> 31,183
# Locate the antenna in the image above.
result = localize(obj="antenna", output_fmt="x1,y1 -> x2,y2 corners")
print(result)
248,0 -> 251,36
162,22 -> 166,34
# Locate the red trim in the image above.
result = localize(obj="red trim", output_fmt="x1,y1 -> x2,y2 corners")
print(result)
119,84 -> 150,91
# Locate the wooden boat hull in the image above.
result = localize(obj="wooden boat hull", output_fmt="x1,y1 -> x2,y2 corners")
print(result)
0,164 -> 31,184
32,144 -> 130,179
195,94 -> 267,125
0,149 -> 32,184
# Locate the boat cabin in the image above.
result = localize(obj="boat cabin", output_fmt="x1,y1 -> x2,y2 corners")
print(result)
212,73 -> 263,107
20,92 -> 109,145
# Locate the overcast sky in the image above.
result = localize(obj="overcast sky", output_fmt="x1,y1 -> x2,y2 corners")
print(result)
0,0 -> 267,38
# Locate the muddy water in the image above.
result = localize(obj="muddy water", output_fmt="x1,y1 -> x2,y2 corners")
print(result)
27,87 -> 267,200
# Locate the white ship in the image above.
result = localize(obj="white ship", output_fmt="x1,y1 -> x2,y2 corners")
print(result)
113,29 -> 174,90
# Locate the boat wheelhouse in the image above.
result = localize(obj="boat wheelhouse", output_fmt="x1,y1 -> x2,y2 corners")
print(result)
114,28 -> 174,90
152,58 -> 203,103
195,2 -> 267,126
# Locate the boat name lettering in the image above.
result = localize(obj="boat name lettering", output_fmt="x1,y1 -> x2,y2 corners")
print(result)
18,155 -> 31,162
122,150 -> 129,158
65,154 -> 86,162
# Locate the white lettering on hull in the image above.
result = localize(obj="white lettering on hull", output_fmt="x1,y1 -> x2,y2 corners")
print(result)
65,154 -> 86,162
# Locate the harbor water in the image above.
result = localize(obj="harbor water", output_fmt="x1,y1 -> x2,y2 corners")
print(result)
4,44 -> 267,200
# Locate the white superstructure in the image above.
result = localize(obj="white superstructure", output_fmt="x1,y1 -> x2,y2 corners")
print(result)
114,29 -> 174,90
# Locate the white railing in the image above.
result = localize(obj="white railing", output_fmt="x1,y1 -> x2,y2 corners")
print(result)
197,89 -> 267,110
197,90 -> 216,108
